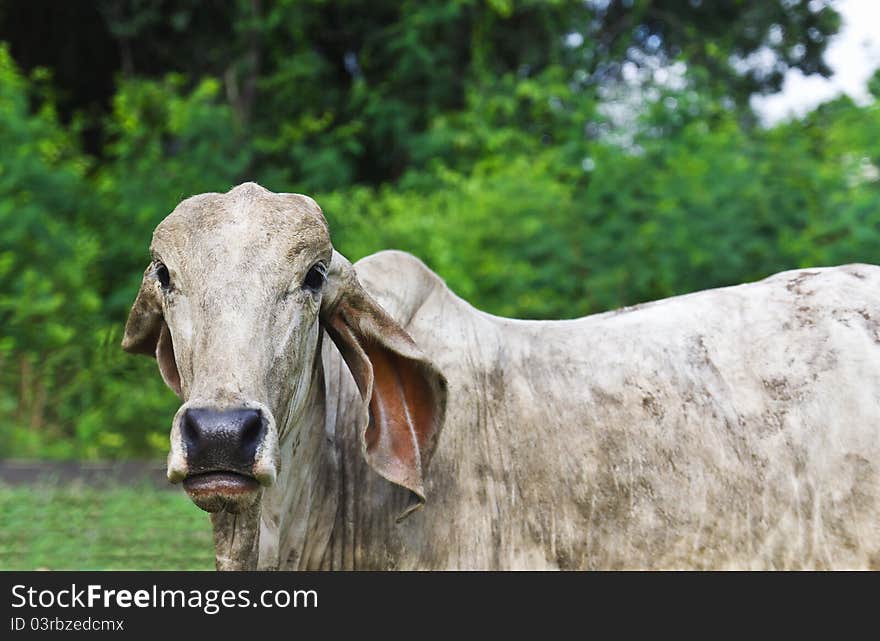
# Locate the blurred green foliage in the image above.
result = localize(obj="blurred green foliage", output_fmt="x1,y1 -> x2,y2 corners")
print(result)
0,1 -> 878,459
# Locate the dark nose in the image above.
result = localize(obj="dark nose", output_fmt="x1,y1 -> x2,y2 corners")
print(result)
181,408 -> 265,475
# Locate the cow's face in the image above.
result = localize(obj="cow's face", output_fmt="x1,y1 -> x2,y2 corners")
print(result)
123,182 -> 447,523
122,183 -> 331,513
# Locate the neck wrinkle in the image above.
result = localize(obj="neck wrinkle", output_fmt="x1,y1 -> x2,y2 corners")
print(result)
258,340 -> 341,570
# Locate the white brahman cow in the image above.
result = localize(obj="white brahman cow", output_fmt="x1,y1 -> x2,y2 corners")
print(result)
123,182 -> 880,569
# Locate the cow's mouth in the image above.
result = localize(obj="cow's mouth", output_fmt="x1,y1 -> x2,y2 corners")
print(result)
182,472 -> 261,513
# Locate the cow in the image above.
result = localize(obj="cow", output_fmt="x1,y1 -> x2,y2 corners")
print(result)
122,182 -> 880,569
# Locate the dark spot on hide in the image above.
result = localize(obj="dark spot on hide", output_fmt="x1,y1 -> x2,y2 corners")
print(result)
856,309 -> 880,344
785,270 -> 819,296
641,394 -> 665,421
843,453 -> 876,513
758,407 -> 788,437
485,363 -> 507,406
687,335 -> 712,369
474,462 -> 491,504
843,266 -> 867,280
831,309 -> 852,327
555,547 -> 574,569
762,377 -> 796,402
831,308 -> 880,344
796,306 -> 816,328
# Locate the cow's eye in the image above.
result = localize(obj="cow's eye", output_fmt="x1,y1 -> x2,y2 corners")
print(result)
302,263 -> 326,292
155,262 -> 171,290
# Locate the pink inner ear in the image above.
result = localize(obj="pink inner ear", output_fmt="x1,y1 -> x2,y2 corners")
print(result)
363,343 -> 438,498
157,323 -> 182,397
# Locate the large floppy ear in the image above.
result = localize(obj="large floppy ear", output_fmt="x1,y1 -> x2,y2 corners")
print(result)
121,264 -> 182,397
321,251 -> 448,521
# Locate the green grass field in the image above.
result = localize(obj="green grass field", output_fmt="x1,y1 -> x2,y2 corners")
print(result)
0,484 -> 214,570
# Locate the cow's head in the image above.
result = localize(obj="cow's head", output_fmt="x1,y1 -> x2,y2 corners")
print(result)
122,182 -> 446,518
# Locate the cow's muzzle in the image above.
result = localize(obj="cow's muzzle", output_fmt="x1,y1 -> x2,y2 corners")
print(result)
180,407 -> 266,512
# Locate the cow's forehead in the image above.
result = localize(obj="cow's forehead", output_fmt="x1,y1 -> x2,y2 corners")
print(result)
150,182 -> 330,262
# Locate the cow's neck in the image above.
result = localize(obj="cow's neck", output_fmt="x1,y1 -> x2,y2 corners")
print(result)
213,332 -> 408,570
207,338 -> 339,570
211,501 -> 262,570
271,332 -> 411,570
257,339 -> 342,569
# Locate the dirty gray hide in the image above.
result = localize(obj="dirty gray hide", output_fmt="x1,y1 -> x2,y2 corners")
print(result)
122,182 -> 880,570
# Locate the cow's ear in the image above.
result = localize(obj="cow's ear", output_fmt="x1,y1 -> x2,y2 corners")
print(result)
320,251 -> 448,521
121,263 -> 182,397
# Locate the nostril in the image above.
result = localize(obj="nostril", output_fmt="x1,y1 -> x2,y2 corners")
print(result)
181,409 -> 201,456
239,409 -> 265,462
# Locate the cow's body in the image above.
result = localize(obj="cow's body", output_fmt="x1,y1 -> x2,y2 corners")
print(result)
254,251 -> 880,570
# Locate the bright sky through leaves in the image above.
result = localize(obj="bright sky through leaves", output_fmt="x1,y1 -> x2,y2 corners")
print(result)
753,0 -> 880,124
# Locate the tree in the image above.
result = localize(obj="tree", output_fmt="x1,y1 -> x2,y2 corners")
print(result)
0,0 -> 842,185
